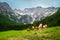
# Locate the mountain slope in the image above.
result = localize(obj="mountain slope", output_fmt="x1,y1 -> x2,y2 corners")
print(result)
0,13 -> 17,31
0,13 -> 33,31
0,13 -> 17,25
39,8 -> 60,27
0,2 -> 18,22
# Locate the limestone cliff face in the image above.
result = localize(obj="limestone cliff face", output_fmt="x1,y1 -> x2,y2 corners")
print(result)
14,7 -> 58,23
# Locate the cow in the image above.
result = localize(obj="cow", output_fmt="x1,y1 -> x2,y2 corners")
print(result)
35,26 -> 39,30
38,24 -> 43,30
32,26 -> 35,30
43,24 -> 48,28
27,28 -> 30,31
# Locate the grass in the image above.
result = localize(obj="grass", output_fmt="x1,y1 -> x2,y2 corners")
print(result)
0,26 -> 60,40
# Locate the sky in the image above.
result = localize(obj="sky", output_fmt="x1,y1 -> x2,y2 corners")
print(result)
0,0 -> 60,10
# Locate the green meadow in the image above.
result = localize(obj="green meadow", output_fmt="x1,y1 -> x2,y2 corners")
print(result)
0,26 -> 60,40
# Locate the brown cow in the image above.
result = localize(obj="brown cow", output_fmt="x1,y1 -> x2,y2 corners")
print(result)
35,26 -> 39,30
27,28 -> 30,31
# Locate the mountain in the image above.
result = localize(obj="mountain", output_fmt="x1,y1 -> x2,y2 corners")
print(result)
0,2 -> 58,24
37,8 -> 60,27
0,2 -> 60,31
14,6 -> 58,23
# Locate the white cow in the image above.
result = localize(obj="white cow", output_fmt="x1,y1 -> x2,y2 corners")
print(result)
38,24 -> 43,30
39,24 -> 43,28
43,24 -> 48,28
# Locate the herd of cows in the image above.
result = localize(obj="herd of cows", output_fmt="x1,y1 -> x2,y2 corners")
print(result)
27,24 -> 48,31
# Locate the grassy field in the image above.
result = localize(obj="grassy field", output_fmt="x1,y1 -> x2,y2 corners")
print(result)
0,26 -> 60,40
